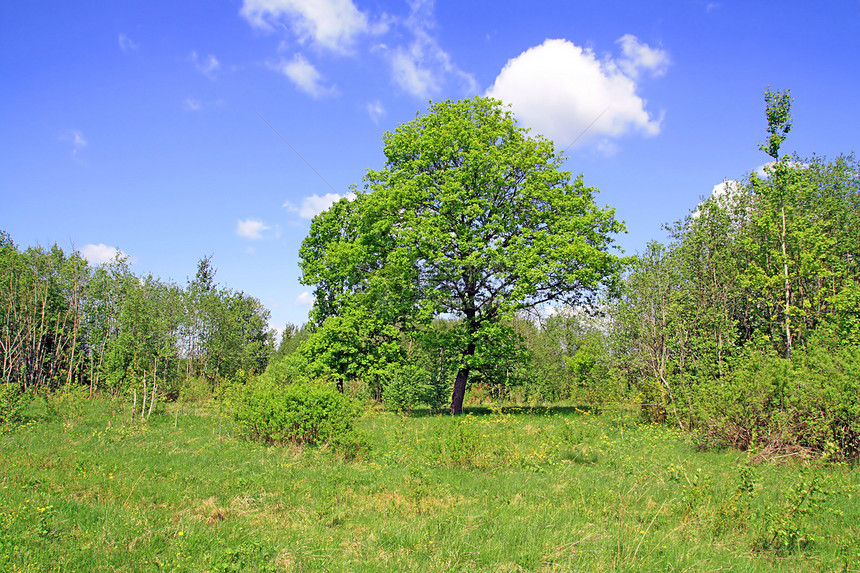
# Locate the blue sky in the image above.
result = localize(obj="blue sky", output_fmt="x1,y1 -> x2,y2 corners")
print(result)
2,1 -> 859,331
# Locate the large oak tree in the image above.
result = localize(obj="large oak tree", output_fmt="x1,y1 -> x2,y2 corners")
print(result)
300,97 -> 624,413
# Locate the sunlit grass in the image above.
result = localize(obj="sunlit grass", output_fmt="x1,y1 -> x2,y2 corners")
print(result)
0,395 -> 858,571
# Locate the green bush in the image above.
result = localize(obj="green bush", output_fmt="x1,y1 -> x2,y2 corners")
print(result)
233,379 -> 366,456
382,363 -> 444,412
0,383 -> 29,428
693,337 -> 860,460
257,352 -> 310,386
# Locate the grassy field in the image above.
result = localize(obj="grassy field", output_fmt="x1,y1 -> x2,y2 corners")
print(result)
1,394 -> 859,572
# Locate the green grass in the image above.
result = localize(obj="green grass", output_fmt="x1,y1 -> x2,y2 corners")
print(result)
1,396 -> 859,572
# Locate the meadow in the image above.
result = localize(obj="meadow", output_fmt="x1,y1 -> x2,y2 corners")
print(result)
1,394 -> 858,572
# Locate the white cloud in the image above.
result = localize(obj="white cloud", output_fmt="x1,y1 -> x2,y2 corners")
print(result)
72,131 -> 87,153
118,33 -> 138,52
275,54 -> 335,97
711,180 -> 740,200
240,1 -> 473,101
295,291 -> 315,305
485,37 -> 666,150
366,100 -> 386,123
182,97 -> 224,112
240,0 -> 382,53
616,34 -> 669,79
183,98 -> 203,111
190,51 -> 220,78
80,244 -> 135,266
284,192 -> 355,219
236,218 -> 271,239
754,160 -> 808,179
692,180 -> 741,219
60,130 -> 88,159
387,0 -> 477,98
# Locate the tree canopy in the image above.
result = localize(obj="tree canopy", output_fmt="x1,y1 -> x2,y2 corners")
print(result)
300,97 -> 625,413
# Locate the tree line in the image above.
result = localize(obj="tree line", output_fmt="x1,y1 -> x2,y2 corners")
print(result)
610,90 -> 860,456
281,92 -> 859,458
0,237 -> 275,396
2,91 -> 857,460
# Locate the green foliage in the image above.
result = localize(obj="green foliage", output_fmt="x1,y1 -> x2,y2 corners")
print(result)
0,383 -> 29,428
754,471 -> 832,555
233,378 -> 366,456
256,351 -> 310,386
299,97 -> 624,413
759,88 -> 793,160
299,303 -> 405,399
178,376 -> 214,404
612,89 -> 860,453
272,322 -> 311,360
693,336 -> 860,460
0,234 -> 89,391
0,232 -> 276,399
519,309 -> 618,404
381,363 -> 433,412
2,398 -> 859,571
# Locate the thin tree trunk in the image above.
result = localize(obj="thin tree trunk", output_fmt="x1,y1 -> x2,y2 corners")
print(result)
66,276 -> 80,386
141,371 -> 147,420
782,204 -> 792,359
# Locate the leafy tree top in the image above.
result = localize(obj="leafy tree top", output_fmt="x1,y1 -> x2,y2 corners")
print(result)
300,96 -> 626,412
759,87 -> 793,161
302,96 -> 625,326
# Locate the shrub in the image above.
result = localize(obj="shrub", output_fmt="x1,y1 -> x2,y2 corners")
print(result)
257,352 -> 310,386
0,383 -> 29,428
382,363 -> 443,412
693,336 -> 860,460
233,379 -> 366,456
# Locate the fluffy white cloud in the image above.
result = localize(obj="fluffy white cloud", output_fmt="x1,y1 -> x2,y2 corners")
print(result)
284,192 -> 355,219
388,0 -> 477,98
190,51 -> 220,78
616,34 -> 669,79
295,291 -> 315,305
366,100 -> 386,123
240,0 -> 472,102
240,0 -> 381,53
692,180 -> 741,219
236,218 -> 270,239
391,47 -> 438,97
485,37 -> 666,150
118,33 -> 138,52
80,244 -> 134,266
275,54 -> 335,97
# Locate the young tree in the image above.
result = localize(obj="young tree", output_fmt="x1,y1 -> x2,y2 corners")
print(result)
757,87 -> 794,358
300,97 -> 625,413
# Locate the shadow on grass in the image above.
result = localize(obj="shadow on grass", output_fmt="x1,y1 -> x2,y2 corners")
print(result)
405,404 -> 603,418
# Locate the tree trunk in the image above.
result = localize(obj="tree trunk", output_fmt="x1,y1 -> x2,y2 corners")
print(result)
450,338 -> 476,415
781,203 -> 792,359
450,367 -> 469,415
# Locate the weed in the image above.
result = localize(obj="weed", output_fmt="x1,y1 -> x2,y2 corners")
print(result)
754,470 -> 832,555
429,417 -> 480,467
0,383 -> 30,429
